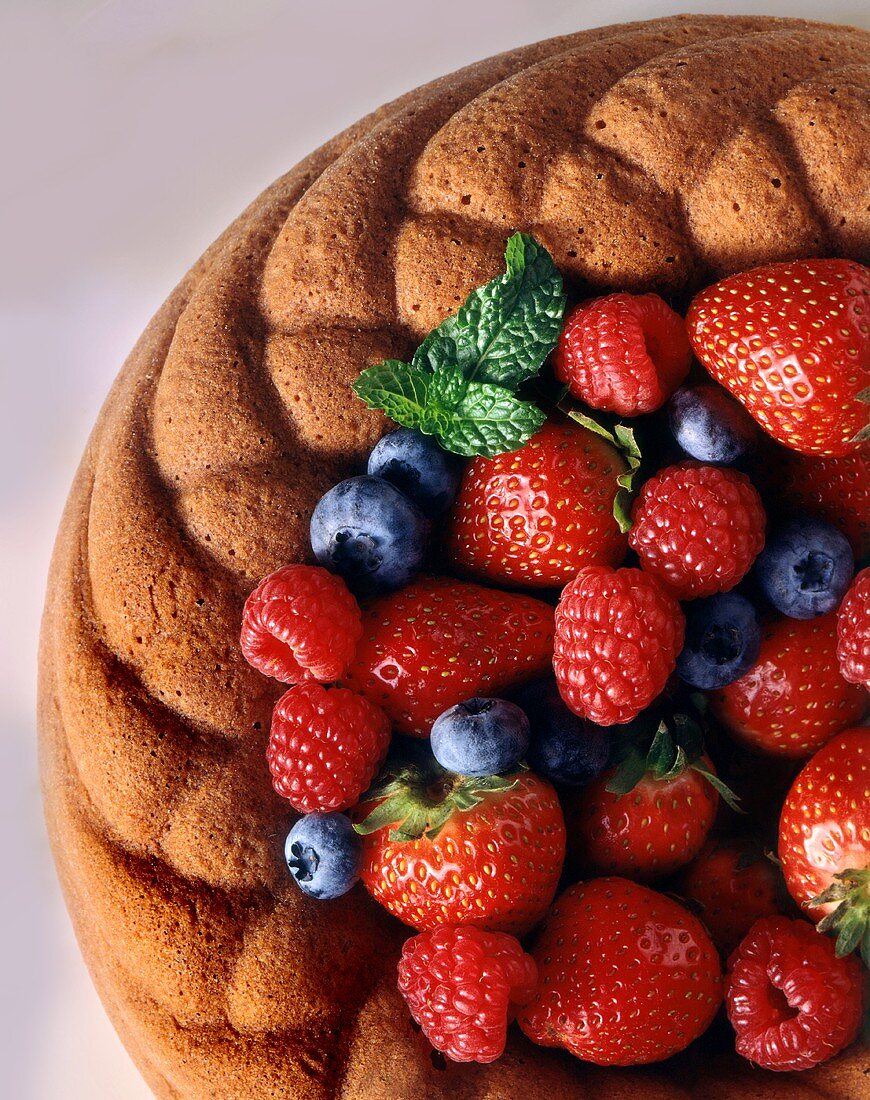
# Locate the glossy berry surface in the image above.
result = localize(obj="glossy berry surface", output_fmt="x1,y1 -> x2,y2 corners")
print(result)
284,812 -> 362,900
553,292 -> 692,416
837,567 -> 870,689
397,925 -> 537,1064
518,878 -> 722,1065
755,517 -> 853,620
668,382 -> 760,464
630,462 -> 766,599
554,566 -> 685,726
447,420 -> 628,589
367,428 -> 463,516
514,679 -> 609,787
310,475 -> 429,595
676,838 -> 782,956
430,697 -> 529,777
677,592 -> 761,690
759,446 -> 870,559
357,770 -> 565,935
709,612 -> 867,758
240,564 -> 362,683
688,258 -> 870,456
268,683 -> 391,813
567,761 -> 718,881
725,916 -> 862,1071
778,727 -> 869,921
343,577 -> 554,737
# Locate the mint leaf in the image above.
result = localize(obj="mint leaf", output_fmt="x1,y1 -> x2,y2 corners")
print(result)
353,361 -> 431,429
436,382 -> 545,457
413,232 -> 565,391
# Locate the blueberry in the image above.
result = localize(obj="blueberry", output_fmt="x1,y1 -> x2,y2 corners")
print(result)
310,475 -> 429,594
367,429 -> 463,517
668,383 -> 759,464
513,680 -> 609,787
755,517 -> 854,619
284,812 -> 361,899
677,593 -> 761,689
430,697 -> 530,776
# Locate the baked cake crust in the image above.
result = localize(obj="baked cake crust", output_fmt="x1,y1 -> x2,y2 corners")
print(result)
39,15 -> 870,1098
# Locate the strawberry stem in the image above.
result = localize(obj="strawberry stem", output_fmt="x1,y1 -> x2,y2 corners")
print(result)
810,868 -> 870,967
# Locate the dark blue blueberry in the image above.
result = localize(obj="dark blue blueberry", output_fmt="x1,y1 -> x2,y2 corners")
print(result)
513,680 -> 609,787
284,812 -> 361,900
310,475 -> 429,595
677,593 -> 762,689
755,517 -> 854,619
367,429 -> 463,517
668,383 -> 759,464
430,697 -> 530,777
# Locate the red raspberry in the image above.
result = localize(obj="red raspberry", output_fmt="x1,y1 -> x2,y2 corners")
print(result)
725,916 -> 863,1072
553,566 -> 685,726
837,567 -> 870,689
240,565 -> 361,683
553,292 -> 692,416
268,683 -> 391,812
629,462 -> 766,599
397,925 -> 537,1064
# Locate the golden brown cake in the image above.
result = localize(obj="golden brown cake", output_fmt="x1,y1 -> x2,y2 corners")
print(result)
39,15 -> 870,1098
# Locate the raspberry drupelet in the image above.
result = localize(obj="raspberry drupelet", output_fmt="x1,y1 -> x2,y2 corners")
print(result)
240,564 -> 362,683
553,565 -> 685,726
629,462 -> 766,599
553,292 -> 692,416
268,683 -> 391,813
398,925 -> 537,1063
725,916 -> 863,1071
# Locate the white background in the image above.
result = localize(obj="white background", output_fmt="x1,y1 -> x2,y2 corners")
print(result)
1,2 -> 867,1096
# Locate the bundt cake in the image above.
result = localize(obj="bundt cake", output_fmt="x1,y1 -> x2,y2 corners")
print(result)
39,14 -> 870,1098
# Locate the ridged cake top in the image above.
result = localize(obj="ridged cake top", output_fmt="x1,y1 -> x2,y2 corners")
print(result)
40,15 -> 869,1099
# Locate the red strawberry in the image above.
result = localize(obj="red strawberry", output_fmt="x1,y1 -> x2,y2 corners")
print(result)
397,925 -> 537,1064
553,565 -> 685,726
687,258 -> 870,456
725,916 -> 863,1071
355,762 -> 565,935
755,445 -> 870,560
629,462 -> 766,599
837,567 -> 870,690
553,292 -> 692,416
778,727 -> 870,964
676,838 -> 783,957
240,564 -> 362,683
566,756 -> 720,882
267,683 -> 391,813
709,612 -> 867,758
518,878 -> 722,1065
342,577 -> 554,736
446,420 -> 628,589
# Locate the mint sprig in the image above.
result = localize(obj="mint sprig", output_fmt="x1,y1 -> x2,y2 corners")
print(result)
353,233 -> 565,457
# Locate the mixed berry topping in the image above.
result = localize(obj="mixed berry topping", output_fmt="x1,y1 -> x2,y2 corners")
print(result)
235,242 -> 868,1072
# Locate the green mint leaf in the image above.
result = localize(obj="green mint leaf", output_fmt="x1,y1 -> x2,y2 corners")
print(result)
560,400 -> 643,533
435,382 -> 546,458
413,232 -> 565,391
352,361 -> 431,429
